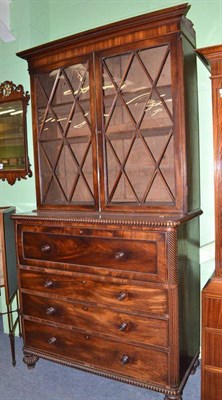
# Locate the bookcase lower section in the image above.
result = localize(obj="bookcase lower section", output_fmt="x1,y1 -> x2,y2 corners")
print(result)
14,213 -> 201,400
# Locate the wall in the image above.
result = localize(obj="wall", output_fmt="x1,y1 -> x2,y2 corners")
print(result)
0,0 -> 51,212
0,0 -> 220,286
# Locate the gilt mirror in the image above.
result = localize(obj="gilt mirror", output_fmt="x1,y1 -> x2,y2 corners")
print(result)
0,81 -> 32,185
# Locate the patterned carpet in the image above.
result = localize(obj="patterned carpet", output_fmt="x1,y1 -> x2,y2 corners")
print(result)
0,327 -> 200,400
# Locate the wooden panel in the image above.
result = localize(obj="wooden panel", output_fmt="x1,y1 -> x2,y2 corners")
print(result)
24,319 -> 169,385
20,269 -> 168,315
201,279 -> 222,400
22,293 -> 168,347
205,332 -> 222,368
204,297 -> 222,329
202,370 -> 222,400
177,217 -> 200,374
196,45 -> 222,274
196,44 -> 222,400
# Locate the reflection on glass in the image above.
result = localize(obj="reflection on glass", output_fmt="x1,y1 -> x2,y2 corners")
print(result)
0,100 -> 25,171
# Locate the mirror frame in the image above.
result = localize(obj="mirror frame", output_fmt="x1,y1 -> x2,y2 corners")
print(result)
0,80 -> 32,185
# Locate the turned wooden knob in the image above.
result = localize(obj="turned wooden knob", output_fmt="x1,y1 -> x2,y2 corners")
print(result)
43,279 -> 53,288
117,291 -> 128,301
115,250 -> 125,260
118,322 -> 128,331
48,337 -> 56,345
41,244 -> 51,253
121,354 -> 130,365
45,307 -> 55,315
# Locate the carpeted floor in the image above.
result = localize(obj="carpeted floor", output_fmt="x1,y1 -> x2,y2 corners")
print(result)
0,327 -> 200,400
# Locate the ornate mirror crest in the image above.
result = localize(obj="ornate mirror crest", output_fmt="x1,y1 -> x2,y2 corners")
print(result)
0,81 -> 32,185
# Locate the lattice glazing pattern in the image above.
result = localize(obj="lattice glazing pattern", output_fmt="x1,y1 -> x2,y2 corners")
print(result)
36,62 -> 95,205
102,44 -> 175,205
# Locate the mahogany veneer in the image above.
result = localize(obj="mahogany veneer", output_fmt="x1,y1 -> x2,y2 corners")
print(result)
196,44 -> 222,400
13,4 -> 201,400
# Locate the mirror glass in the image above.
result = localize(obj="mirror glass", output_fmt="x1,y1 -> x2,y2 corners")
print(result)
0,100 -> 25,170
0,81 -> 32,185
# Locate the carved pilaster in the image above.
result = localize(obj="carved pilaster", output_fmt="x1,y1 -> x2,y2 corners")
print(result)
167,230 -> 178,285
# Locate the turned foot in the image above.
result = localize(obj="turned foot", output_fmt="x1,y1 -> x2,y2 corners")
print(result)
23,352 -> 39,369
191,358 -> 200,375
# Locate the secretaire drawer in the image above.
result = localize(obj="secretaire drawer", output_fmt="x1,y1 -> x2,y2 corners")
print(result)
17,225 -> 167,282
20,269 -> 168,315
24,319 -> 169,386
22,293 -> 168,347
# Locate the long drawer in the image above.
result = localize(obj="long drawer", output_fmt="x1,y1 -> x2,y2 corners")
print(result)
22,293 -> 168,347
24,319 -> 169,385
20,269 -> 168,315
17,225 -> 167,282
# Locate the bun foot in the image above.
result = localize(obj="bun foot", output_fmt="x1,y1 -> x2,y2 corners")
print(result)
23,352 -> 39,369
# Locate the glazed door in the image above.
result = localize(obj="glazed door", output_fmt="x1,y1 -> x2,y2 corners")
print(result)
96,38 -> 181,212
33,55 -> 99,210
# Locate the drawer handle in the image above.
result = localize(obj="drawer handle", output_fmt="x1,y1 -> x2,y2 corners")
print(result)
48,337 -> 56,345
117,291 -> 128,301
43,279 -> 54,288
41,244 -> 51,253
115,250 -> 125,260
118,322 -> 128,332
121,354 -> 130,365
46,307 -> 55,315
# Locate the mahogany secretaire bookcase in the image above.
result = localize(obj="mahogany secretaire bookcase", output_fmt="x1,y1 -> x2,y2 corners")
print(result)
196,45 -> 222,400
12,4 -> 201,399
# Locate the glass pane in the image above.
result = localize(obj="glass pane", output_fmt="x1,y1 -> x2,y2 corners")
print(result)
112,174 -> 137,203
105,133 -> 140,203
139,45 -> 170,83
0,100 -> 25,170
145,174 -> 173,203
67,103 -> 91,138
121,55 -> 151,123
42,178 -> 67,205
125,137 -> 155,201
37,61 -> 95,206
39,110 -> 63,140
55,144 -> 79,200
158,135 -> 175,198
102,44 -> 175,206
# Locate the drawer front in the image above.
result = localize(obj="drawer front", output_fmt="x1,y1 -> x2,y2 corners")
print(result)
20,269 -> 168,315
24,319 -> 169,385
22,293 -> 168,347
18,225 -> 167,282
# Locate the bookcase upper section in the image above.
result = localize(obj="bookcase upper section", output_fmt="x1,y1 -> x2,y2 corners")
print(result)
17,3 -> 200,214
